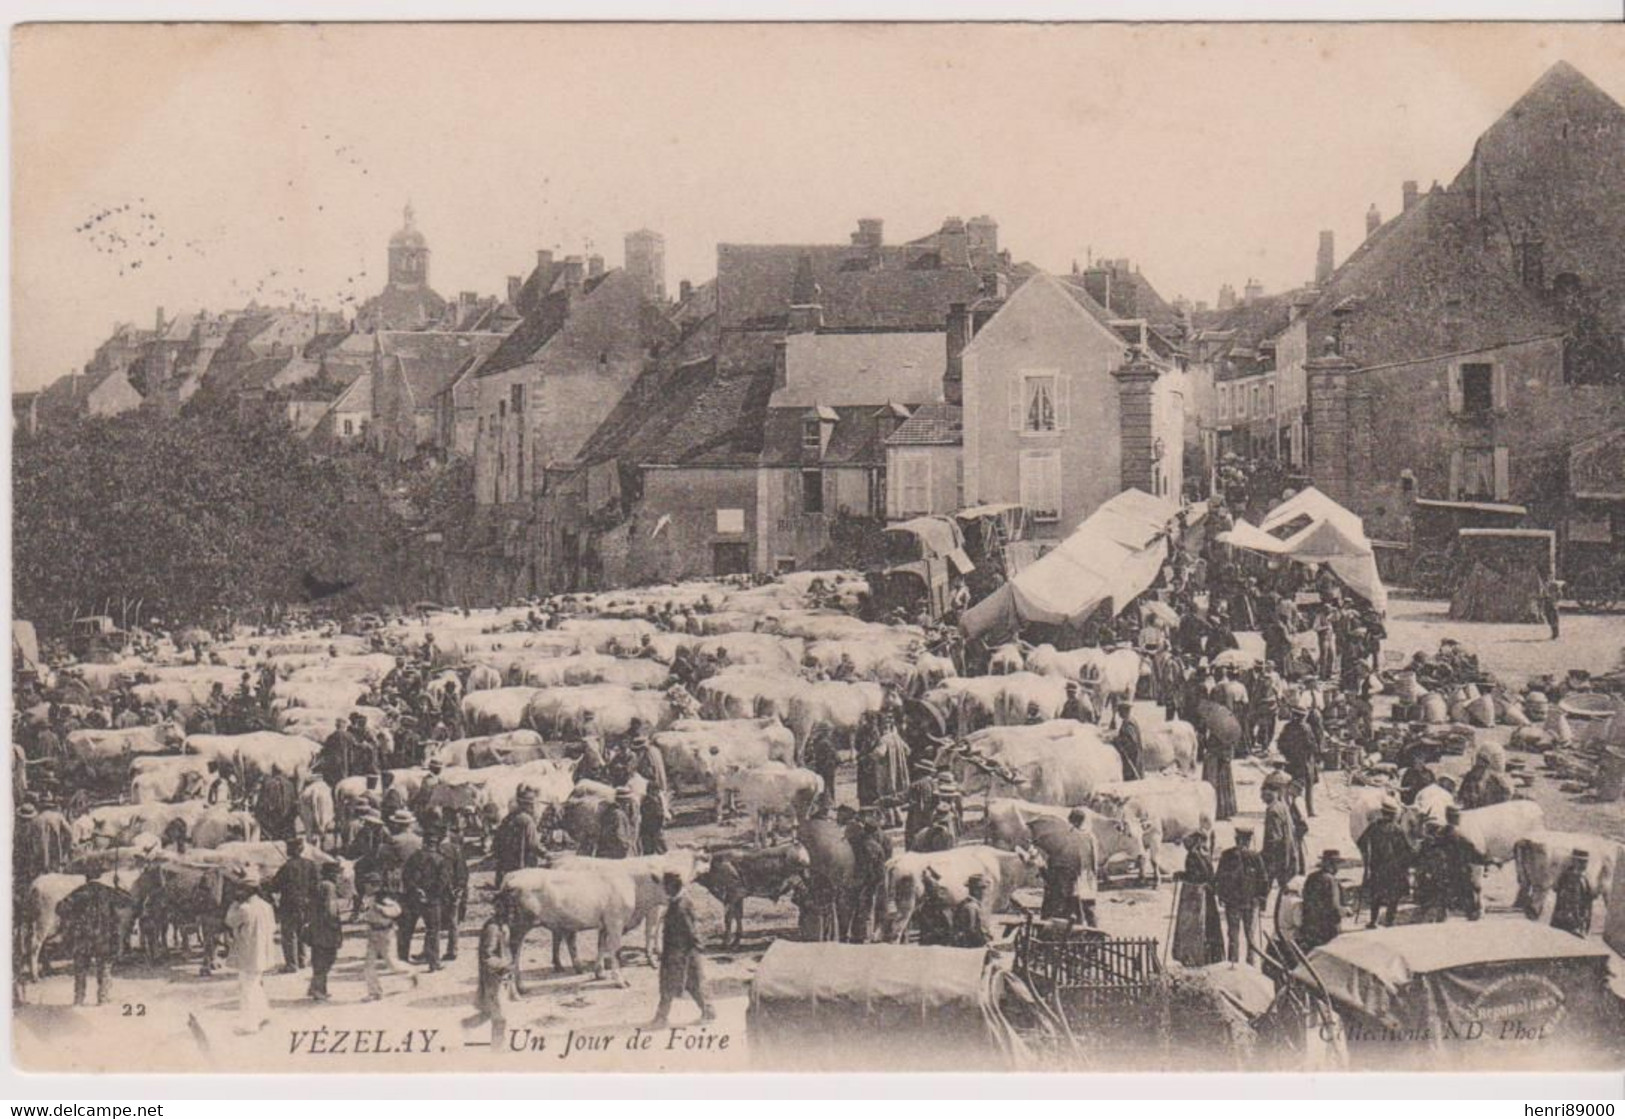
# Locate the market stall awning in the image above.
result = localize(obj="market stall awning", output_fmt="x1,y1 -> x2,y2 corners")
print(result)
961,489 -> 1177,641
1217,486 -> 1388,611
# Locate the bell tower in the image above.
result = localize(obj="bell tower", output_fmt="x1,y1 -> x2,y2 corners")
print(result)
388,203 -> 429,288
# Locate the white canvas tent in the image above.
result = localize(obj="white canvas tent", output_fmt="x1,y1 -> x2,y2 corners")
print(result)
961,489 -> 1176,641
1217,486 -> 1388,611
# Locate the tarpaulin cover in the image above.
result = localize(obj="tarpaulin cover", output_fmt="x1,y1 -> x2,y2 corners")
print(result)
961,489 -> 1176,641
749,941 -> 1009,1069
1218,486 -> 1389,611
1297,923 -> 1615,1054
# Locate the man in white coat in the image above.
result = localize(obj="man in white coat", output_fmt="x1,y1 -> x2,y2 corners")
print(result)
226,868 -> 279,1035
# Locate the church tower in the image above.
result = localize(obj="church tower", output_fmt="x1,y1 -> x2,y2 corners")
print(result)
388,203 -> 429,288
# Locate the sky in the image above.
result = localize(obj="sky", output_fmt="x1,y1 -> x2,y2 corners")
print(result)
12,22 -> 1625,391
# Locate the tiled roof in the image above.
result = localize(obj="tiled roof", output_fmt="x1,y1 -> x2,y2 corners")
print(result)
386,332 -> 505,408
637,366 -> 776,467
357,283 -> 447,331
886,401 -> 961,446
330,370 -> 372,414
475,288 -> 573,380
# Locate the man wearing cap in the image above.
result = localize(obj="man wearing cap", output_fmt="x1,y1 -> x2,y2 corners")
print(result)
410,758 -> 443,820
1277,705 -> 1320,817
909,803 -> 957,853
1113,700 -> 1143,781
362,892 -> 409,1001
1298,850 -> 1346,951
56,873 -> 138,1007
378,808 -> 421,898
400,820 -> 452,970
934,770 -> 964,840
225,869 -> 278,1033
1260,784 -> 1302,895
1552,850 -> 1596,937
845,807 -> 893,943
954,874 -> 996,948
268,836 -> 319,973
1040,810 -> 1099,927
1195,697 -> 1241,821
1215,827 -> 1270,964
651,871 -> 714,1027
306,861 -> 343,1001
804,724 -> 840,803
464,893 -> 516,1046
1060,681 -> 1097,725
493,787 -> 543,887
573,712 -> 607,786
903,756 -> 939,849
1024,700 -> 1047,726
1358,801 -> 1416,928
597,789 -> 640,859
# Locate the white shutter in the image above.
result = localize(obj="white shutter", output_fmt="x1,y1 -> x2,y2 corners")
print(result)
1056,375 -> 1071,431
1008,376 -> 1023,431
1493,446 -> 1510,500
1491,364 -> 1509,412
1448,449 -> 1464,499
1447,365 -> 1463,414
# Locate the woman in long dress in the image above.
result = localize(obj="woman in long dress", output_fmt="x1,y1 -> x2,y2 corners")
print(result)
1195,699 -> 1240,821
1172,833 -> 1226,966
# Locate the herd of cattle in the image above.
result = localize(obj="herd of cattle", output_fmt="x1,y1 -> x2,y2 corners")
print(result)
20,568 -> 1617,996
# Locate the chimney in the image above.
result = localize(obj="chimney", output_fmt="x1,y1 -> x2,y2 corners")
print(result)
587,254 -> 605,279
938,217 -> 969,269
772,339 -> 789,391
1082,266 -> 1112,311
1316,231 -> 1335,285
536,249 -> 554,274
788,253 -> 823,333
852,218 -> 884,250
679,279 -> 693,303
1113,355 -> 1162,494
1365,204 -> 1382,239
1305,347 -> 1359,504
1218,283 -> 1237,311
966,215 -> 999,262
1402,180 -> 1419,213
560,255 -> 585,294
1244,278 -> 1263,306
507,275 -> 522,304
944,302 -> 970,406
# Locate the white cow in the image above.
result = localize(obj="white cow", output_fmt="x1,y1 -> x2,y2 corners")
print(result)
1087,776 -> 1217,885
1140,720 -> 1199,777
499,868 -> 638,989
524,685 -> 674,739
960,720 -> 1124,806
460,687 -> 541,734
548,848 -> 710,965
720,762 -> 825,843
983,798 -> 1146,877
785,680 -> 884,755
1458,800 -> 1546,864
129,755 -> 211,804
884,845 -> 1039,942
1514,831 -> 1622,921
654,717 -> 797,819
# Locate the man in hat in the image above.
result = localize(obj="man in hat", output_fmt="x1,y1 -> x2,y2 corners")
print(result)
597,788 -> 640,859
362,892 -> 409,1001
651,871 -> 714,1027
914,869 -> 957,946
910,803 -> 957,853
804,724 -> 840,802
1277,702 -> 1320,817
903,756 -> 939,849
410,758 -> 443,819
307,861 -> 344,1001
1260,784 -> 1302,897
268,836 -> 319,973
1038,809 -> 1098,926
954,873 -> 996,948
1457,750 -> 1515,812
573,711 -> 607,785
379,807 -> 421,896
1024,700 -> 1047,726
934,770 -> 964,840
1113,700 -> 1143,781
319,717 -> 355,786
493,785 -> 544,887
56,872 -> 138,1007
1538,575 -> 1563,640
1358,800 -> 1416,928
1215,826 -> 1270,965
225,868 -> 278,1033
1298,850 -> 1346,951
403,821 -> 455,967
1551,850 -> 1596,937
464,893 -> 516,1046
845,806 -> 893,944
1060,681 -> 1097,725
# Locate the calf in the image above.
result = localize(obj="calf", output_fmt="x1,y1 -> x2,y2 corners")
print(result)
695,844 -> 810,947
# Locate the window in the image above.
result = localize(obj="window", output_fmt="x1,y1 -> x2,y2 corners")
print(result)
1009,370 -> 1067,433
713,542 -> 750,576
511,383 -> 525,414
1460,364 -> 1492,414
1266,383 -> 1276,416
898,453 -> 932,515
498,399 -> 507,419
774,556 -> 798,574
1236,384 -> 1248,420
802,419 -> 821,451
1451,445 -> 1509,501
1218,385 -> 1230,422
343,419 -> 354,436
1020,450 -> 1062,522
716,508 -> 745,535
801,469 -> 824,514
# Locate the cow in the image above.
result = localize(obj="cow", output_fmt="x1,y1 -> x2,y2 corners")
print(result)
654,718 -> 796,820
190,808 -> 261,849
983,798 -> 1145,879
1140,720 -> 1200,777
298,775 -> 337,851
884,845 -> 1039,942
460,687 -> 541,734
1345,787 -> 1429,854
548,848 -> 710,965
785,680 -> 884,758
129,755 -> 211,804
1514,831 -> 1622,921
524,684 -> 675,739
1087,776 -> 1217,885
989,643 -> 1025,676
559,775 -> 652,848
428,730 -> 553,769
465,663 -> 504,693
67,723 -> 185,760
719,763 -> 824,844
1457,800 -> 1546,864
21,863 -> 146,979
128,857 -> 230,972
695,670 -> 802,722
184,732 -> 320,788
1080,648 -> 1144,728
959,720 -> 1124,806
499,868 -> 637,990
694,844 -> 810,947
74,802 -> 210,849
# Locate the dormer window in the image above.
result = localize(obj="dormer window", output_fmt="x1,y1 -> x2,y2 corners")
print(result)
802,419 -> 821,450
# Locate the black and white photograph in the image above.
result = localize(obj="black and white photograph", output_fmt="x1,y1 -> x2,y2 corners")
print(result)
8,19 -> 1625,1078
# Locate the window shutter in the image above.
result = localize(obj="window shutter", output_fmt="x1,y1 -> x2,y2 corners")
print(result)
1491,364 -> 1509,412
1008,376 -> 1023,431
825,470 -> 837,509
1493,446 -> 1510,500
1448,449 -> 1464,499
1447,366 -> 1463,414
920,455 -> 933,513
1056,375 -> 1071,431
